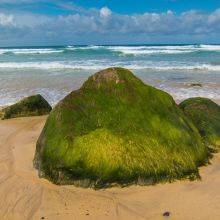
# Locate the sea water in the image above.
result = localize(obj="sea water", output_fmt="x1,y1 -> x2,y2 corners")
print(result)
0,44 -> 220,106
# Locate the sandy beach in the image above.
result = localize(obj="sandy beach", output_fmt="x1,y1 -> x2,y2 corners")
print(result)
1,0 -> 220,219
0,116 -> 219,220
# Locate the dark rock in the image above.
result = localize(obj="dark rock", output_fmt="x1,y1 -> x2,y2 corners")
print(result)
1,94 -> 52,120
180,97 -> 220,149
189,83 -> 202,87
163,211 -> 170,217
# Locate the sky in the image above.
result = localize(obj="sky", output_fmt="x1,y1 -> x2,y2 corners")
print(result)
0,0 -> 220,46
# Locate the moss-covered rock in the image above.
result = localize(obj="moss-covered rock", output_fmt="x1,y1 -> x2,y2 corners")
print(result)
179,97 -> 220,149
1,94 -> 52,119
34,68 -> 208,188
0,108 -> 4,119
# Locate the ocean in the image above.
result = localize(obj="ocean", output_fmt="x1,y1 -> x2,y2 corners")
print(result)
0,44 -> 220,106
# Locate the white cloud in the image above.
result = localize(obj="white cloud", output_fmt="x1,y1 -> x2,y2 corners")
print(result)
100,7 -> 112,18
0,13 -> 14,26
0,7 -> 220,45
167,10 -> 173,15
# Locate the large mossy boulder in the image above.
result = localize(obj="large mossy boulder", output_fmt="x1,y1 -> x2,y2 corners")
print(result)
179,97 -> 220,149
1,94 -> 52,119
34,68 -> 208,188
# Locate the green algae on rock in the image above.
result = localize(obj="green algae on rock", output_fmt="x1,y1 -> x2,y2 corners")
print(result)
1,94 -> 52,120
179,97 -> 220,149
34,68 -> 208,188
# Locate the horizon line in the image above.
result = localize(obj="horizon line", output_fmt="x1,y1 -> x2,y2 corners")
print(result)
0,43 -> 220,48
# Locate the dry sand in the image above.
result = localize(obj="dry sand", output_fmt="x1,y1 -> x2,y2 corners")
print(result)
0,116 -> 220,220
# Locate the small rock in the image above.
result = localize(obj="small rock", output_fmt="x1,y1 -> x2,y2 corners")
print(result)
41,217 -> 45,220
1,94 -> 52,120
163,211 -> 170,217
189,83 -> 202,87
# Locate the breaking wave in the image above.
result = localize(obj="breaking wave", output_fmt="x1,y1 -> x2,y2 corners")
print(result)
0,61 -> 219,71
1,44 -> 220,56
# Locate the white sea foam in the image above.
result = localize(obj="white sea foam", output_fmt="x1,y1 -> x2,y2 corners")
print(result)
0,61 -> 107,70
107,45 -> 220,55
199,44 -> 220,51
0,48 -> 63,55
66,45 -> 196,55
108,45 -> 189,53
66,44 -> 220,55
66,45 -> 104,50
160,86 -> 220,103
108,47 -> 193,55
1,45 -> 220,56
0,61 -> 219,71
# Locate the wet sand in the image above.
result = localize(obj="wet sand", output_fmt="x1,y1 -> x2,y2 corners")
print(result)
1,116 -> 220,220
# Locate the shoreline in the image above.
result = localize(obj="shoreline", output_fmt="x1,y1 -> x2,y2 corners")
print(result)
1,116 -> 220,219
1,98 -> 220,110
